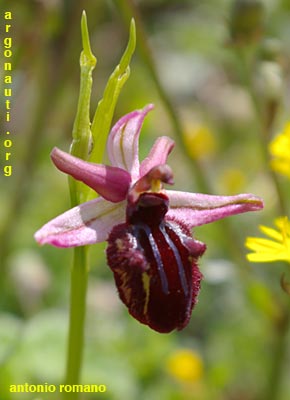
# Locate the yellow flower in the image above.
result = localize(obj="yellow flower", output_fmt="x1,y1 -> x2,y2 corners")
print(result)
245,217 -> 290,263
269,123 -> 290,178
183,123 -> 217,160
166,349 -> 203,383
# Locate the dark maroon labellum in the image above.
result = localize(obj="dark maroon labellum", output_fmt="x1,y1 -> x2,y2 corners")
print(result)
106,192 -> 206,333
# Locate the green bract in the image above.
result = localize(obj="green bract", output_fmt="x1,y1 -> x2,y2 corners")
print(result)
69,11 -> 136,205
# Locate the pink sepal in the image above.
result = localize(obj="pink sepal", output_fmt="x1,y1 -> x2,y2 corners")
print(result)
51,147 -> 131,203
34,198 -> 126,247
167,191 -> 264,228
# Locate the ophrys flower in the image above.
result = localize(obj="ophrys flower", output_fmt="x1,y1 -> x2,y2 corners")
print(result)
35,105 -> 264,332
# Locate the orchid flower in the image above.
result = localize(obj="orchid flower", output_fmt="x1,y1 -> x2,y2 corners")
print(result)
35,104 -> 264,333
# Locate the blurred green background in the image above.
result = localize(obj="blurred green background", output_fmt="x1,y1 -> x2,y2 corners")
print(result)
1,0 -> 290,399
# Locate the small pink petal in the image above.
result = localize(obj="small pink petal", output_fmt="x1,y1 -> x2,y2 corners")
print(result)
107,104 -> 154,181
34,198 -> 126,247
166,191 -> 264,228
51,148 -> 131,203
140,136 -> 175,177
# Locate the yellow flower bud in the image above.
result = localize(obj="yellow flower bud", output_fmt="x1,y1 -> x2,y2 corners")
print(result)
166,349 -> 204,383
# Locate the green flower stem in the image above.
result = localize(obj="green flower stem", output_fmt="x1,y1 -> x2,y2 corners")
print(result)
264,302 -> 290,400
64,12 -> 95,396
63,246 -> 89,398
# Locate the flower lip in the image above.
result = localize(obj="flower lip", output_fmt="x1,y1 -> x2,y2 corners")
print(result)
106,196 -> 205,333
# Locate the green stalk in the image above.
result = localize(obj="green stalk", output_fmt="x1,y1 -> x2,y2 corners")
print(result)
263,304 -> 290,400
63,12 -> 96,396
64,246 -> 89,396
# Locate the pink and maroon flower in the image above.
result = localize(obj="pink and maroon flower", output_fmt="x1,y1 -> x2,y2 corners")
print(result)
35,104 -> 264,333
